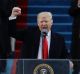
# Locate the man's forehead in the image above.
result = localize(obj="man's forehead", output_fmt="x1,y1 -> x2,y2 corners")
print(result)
39,17 -> 50,21
39,15 -> 51,20
41,17 -> 47,20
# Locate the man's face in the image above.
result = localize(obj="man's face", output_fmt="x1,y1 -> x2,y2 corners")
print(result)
37,14 -> 53,31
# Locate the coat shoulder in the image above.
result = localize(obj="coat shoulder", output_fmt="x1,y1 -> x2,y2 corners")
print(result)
52,32 -> 64,40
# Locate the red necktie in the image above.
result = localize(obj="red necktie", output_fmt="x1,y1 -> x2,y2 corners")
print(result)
42,36 -> 48,59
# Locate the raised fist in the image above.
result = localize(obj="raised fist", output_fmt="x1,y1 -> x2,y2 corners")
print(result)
11,7 -> 21,17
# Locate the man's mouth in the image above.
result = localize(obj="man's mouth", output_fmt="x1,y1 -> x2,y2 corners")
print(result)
42,27 -> 47,29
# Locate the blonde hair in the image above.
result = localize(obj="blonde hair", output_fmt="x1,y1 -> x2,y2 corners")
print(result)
37,12 -> 53,20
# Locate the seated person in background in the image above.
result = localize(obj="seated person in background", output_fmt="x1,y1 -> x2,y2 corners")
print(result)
16,12 -> 68,59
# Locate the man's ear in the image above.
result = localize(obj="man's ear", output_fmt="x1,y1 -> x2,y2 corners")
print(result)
38,24 -> 39,26
51,20 -> 53,25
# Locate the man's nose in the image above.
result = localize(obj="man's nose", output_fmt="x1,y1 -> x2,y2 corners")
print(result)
42,22 -> 46,26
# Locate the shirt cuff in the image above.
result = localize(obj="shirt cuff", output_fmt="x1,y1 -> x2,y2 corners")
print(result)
9,16 -> 17,20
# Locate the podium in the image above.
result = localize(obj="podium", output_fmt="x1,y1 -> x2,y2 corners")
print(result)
16,59 -> 70,74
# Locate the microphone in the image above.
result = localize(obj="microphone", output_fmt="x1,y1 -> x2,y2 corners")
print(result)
41,29 -> 48,37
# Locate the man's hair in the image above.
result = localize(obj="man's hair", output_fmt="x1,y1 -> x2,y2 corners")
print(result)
37,12 -> 53,19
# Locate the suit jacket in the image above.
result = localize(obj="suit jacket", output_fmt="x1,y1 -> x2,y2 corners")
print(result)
16,25 -> 68,59
0,0 -> 17,58
69,0 -> 80,59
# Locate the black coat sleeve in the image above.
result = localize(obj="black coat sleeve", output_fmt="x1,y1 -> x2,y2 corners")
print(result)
55,33 -> 69,59
60,36 -> 69,59
7,0 -> 18,38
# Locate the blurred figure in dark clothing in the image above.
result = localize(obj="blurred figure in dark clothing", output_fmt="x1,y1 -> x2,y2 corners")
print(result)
0,0 -> 21,73
69,0 -> 80,59
69,0 -> 80,74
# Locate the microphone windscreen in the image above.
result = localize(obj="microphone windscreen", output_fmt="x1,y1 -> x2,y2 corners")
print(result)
41,29 -> 48,36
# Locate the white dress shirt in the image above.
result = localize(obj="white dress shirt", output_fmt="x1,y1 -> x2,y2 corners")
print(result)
37,30 -> 51,59
9,16 -> 17,20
